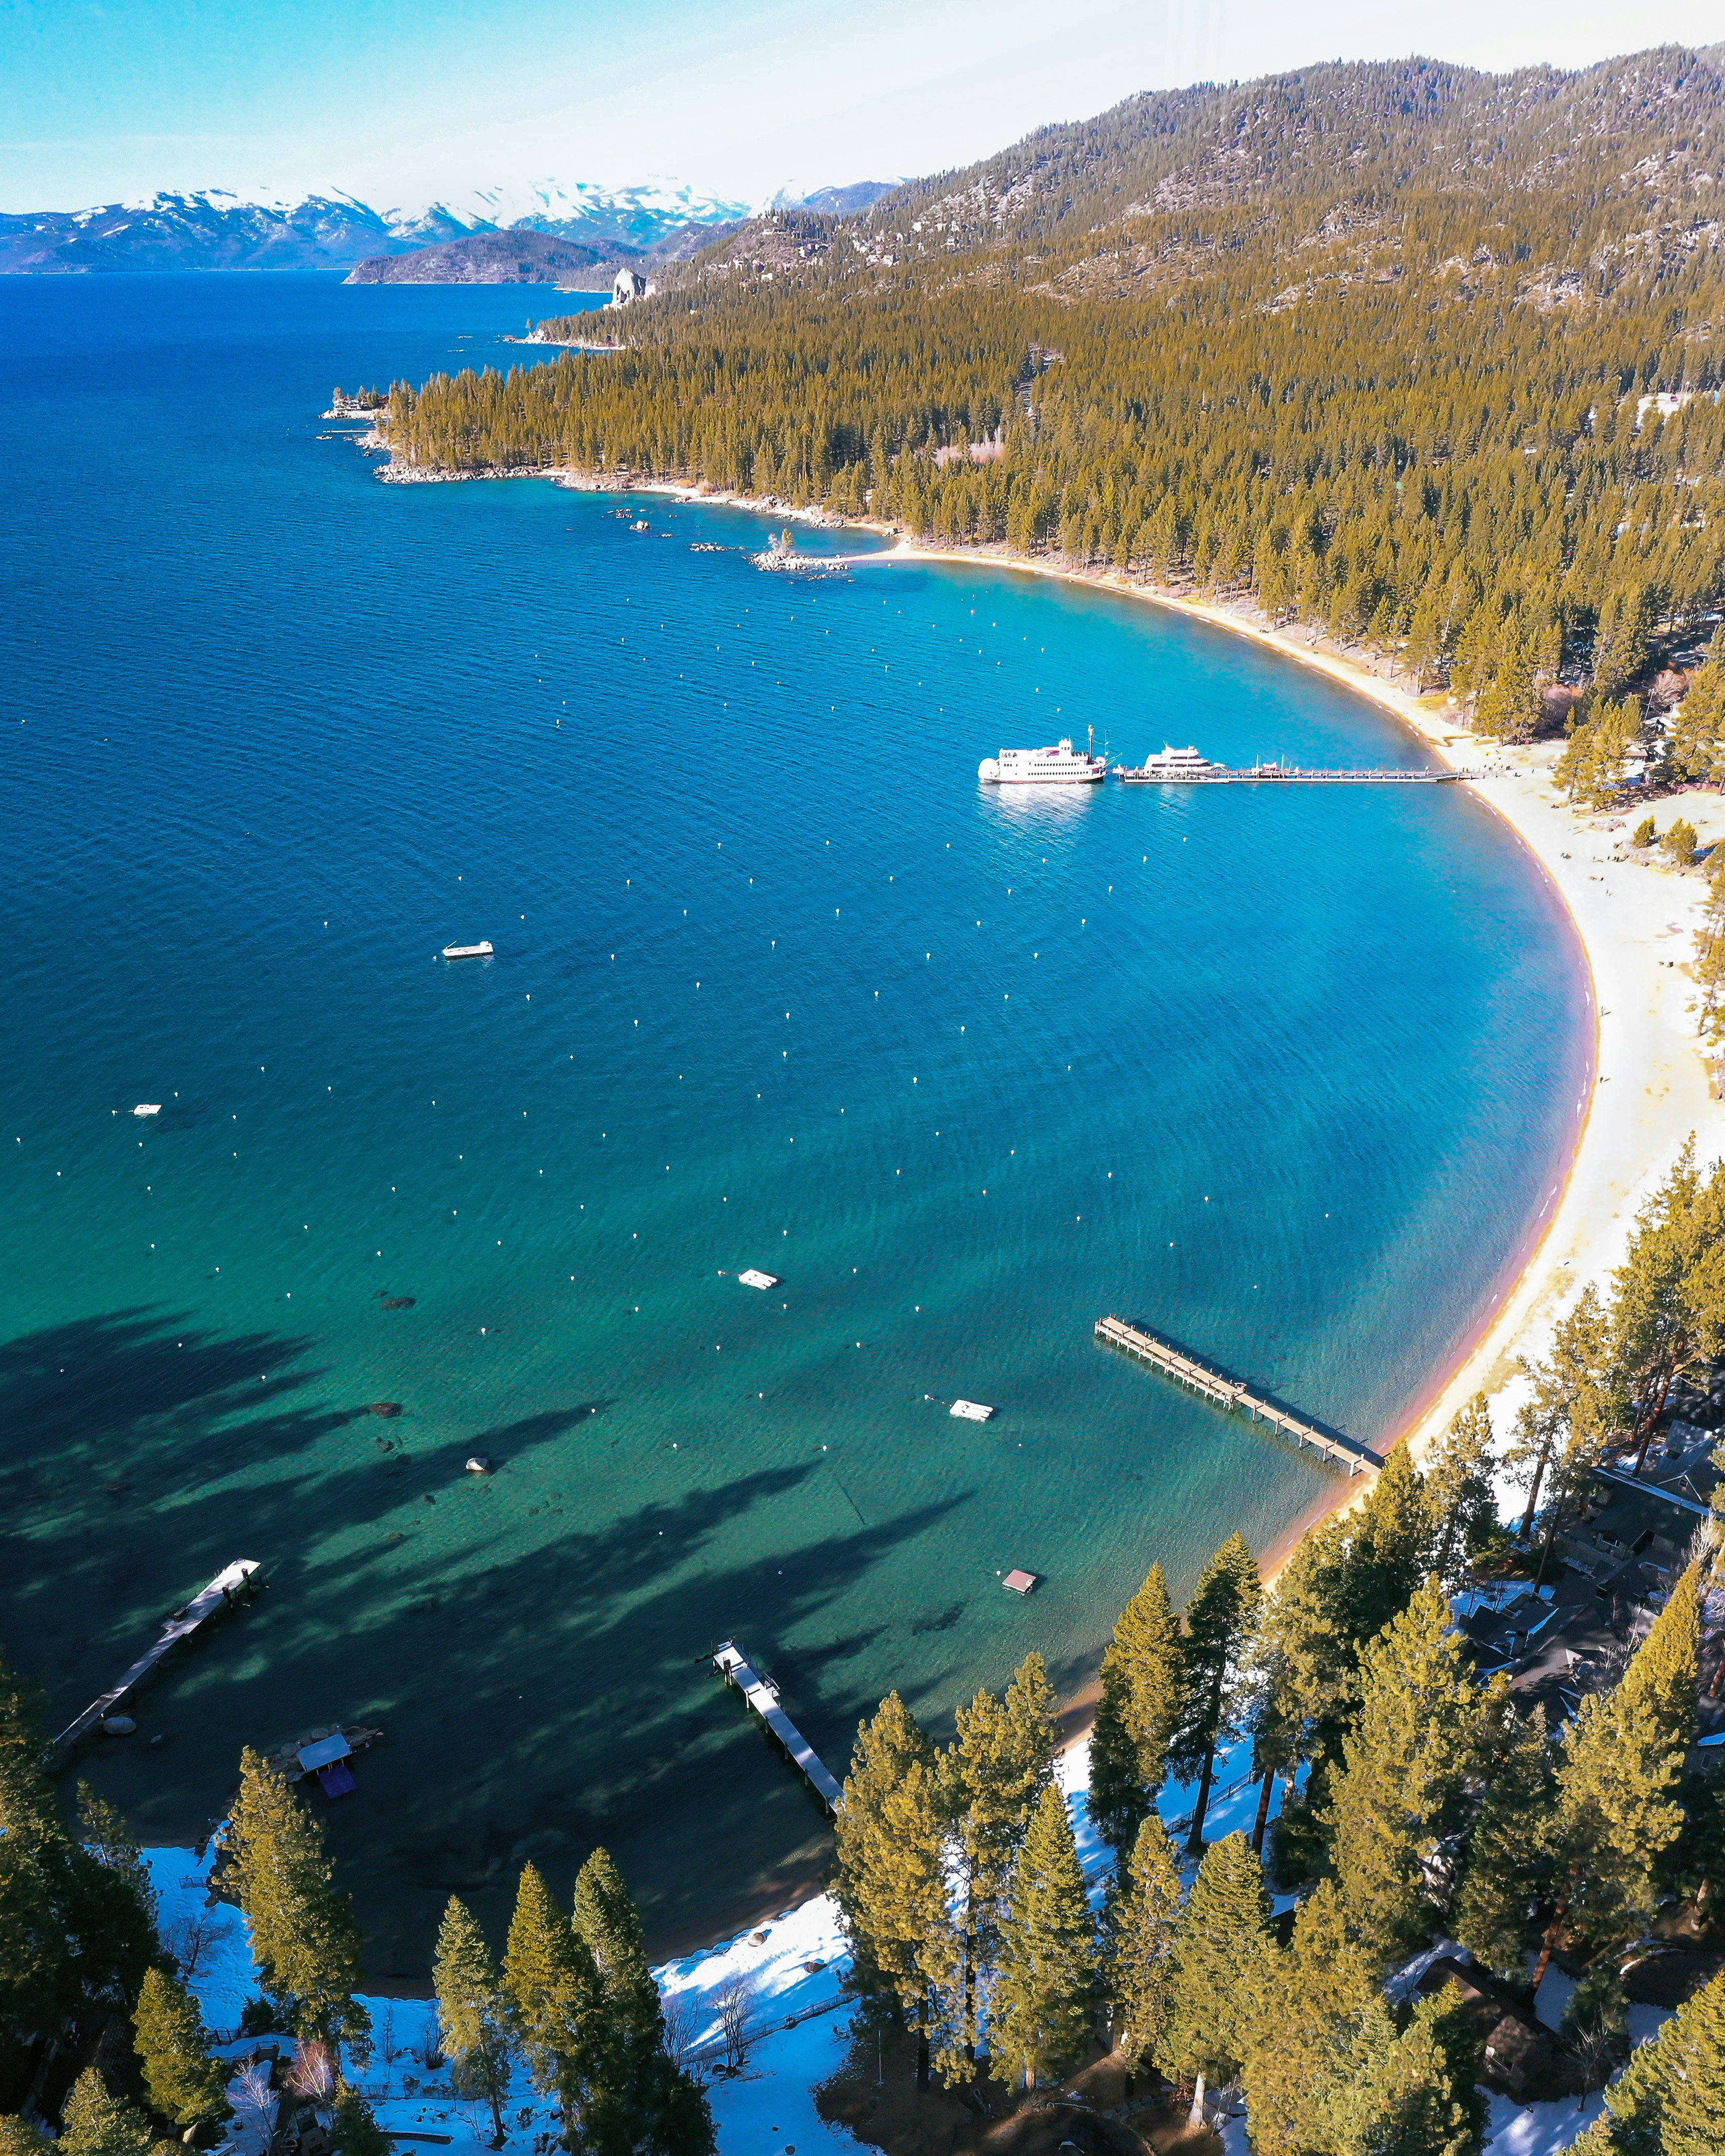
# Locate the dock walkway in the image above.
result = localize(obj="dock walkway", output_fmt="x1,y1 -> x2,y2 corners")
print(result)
712,1640 -> 843,1813
1116,764 -> 1483,785
49,1559 -> 262,1765
1095,1317 -> 1379,1477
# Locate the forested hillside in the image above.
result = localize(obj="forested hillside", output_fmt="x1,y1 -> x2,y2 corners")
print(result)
385,45 -> 1725,753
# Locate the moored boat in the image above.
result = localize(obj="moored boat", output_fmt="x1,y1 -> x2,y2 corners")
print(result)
442,940 -> 494,960
1116,744 -> 1221,782
979,735 -> 1108,784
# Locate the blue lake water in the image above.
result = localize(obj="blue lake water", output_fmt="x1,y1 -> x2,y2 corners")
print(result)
0,273 -> 1588,1972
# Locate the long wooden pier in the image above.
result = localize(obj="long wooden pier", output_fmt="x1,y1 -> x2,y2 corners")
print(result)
49,1559 -> 262,1765
712,1640 -> 843,1813
1095,1317 -> 1380,1477
1116,764 -> 1482,785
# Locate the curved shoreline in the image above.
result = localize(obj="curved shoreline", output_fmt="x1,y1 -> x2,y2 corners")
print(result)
872,538 -> 1723,1515
381,458 -> 1725,1672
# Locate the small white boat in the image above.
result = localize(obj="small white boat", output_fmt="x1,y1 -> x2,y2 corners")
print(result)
738,1268 -> 781,1290
132,1104 -> 161,1117
951,1399 -> 995,1422
442,941 -> 494,960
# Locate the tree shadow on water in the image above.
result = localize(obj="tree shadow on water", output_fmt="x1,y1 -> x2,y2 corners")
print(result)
1,1305 -> 977,1971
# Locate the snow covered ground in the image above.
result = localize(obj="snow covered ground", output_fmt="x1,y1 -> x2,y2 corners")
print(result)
140,1726 -> 1670,2156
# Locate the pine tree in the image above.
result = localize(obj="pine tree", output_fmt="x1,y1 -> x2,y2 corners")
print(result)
1105,1813 -> 1183,2073
1667,627 -> 1725,783
1609,1141 -> 1725,1469
833,1695 -> 953,2084
945,1681 -> 1047,2076
1534,1563 -> 1702,1986
1474,615 -> 1542,742
225,1748 -> 369,2048
573,1850 -> 714,2156
1342,1448 -> 1430,1651
502,1863 -> 604,2134
1509,1285 -> 1614,1537
133,1965 -> 229,2132
433,1898 -> 513,2146
1088,1565 -> 1183,1858
0,1660 -> 159,2100
1326,1577 -> 1502,1973
0,2121 -> 49,2156
1338,1982 -> 1487,2156
835,1692 -> 934,2012
58,2069 -> 172,2156
1255,1514 -> 1356,1778
1160,1832 -> 1271,2091
992,1783 -> 1100,2092
1002,1653 -> 1058,1816
1239,1880 -> 1378,2156
574,1848 -> 660,2059
1570,1966 -> 1725,2155
331,2085 -> 392,2156
1452,1705 -> 1558,1981
864,1754 -> 953,2088
1591,584 -> 1653,700
1170,1535 -> 1261,1852
1424,1395 -> 1503,1587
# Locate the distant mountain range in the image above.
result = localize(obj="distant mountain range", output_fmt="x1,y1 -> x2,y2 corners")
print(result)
0,176 -> 896,276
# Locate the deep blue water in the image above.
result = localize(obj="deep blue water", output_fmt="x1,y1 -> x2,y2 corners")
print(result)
0,273 -> 1588,1970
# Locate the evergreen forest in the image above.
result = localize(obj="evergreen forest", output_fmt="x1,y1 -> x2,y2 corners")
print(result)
381,47 -> 1725,758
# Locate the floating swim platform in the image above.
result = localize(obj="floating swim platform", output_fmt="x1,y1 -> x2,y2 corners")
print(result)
442,941 -> 494,960
1002,1568 -> 1041,1595
133,1103 -> 161,1117
950,1399 -> 995,1422
738,1268 -> 781,1290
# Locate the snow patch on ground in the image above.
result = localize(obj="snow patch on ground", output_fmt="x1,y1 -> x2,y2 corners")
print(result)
143,1727 -> 1667,2156
143,1846 -> 860,2156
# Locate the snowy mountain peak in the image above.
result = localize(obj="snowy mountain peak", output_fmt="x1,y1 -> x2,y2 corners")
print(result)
383,176 -> 753,247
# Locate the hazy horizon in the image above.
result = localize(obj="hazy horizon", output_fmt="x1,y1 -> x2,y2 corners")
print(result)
3,1 -> 1722,218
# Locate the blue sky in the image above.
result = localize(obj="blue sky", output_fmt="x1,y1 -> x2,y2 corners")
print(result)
1,0 -> 1721,211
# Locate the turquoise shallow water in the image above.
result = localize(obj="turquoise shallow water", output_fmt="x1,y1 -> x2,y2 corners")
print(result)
0,274 -> 1588,1973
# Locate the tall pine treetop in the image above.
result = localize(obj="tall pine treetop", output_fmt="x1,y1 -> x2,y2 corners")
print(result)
991,1781 -> 1100,2091
1161,1831 -> 1271,2087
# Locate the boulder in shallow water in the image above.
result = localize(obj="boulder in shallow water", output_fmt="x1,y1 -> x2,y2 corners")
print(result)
370,1400 -> 402,1417
102,1715 -> 137,1736
465,1455 -> 494,1474
381,1297 -> 415,1310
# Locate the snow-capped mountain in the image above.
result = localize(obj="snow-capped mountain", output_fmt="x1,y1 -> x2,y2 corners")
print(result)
0,179 -> 751,274
384,177 -> 753,250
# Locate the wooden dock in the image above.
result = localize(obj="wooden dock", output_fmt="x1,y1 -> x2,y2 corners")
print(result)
1094,1317 -> 1380,1477
1116,764 -> 1482,785
49,1559 -> 262,1765
712,1640 -> 843,1813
